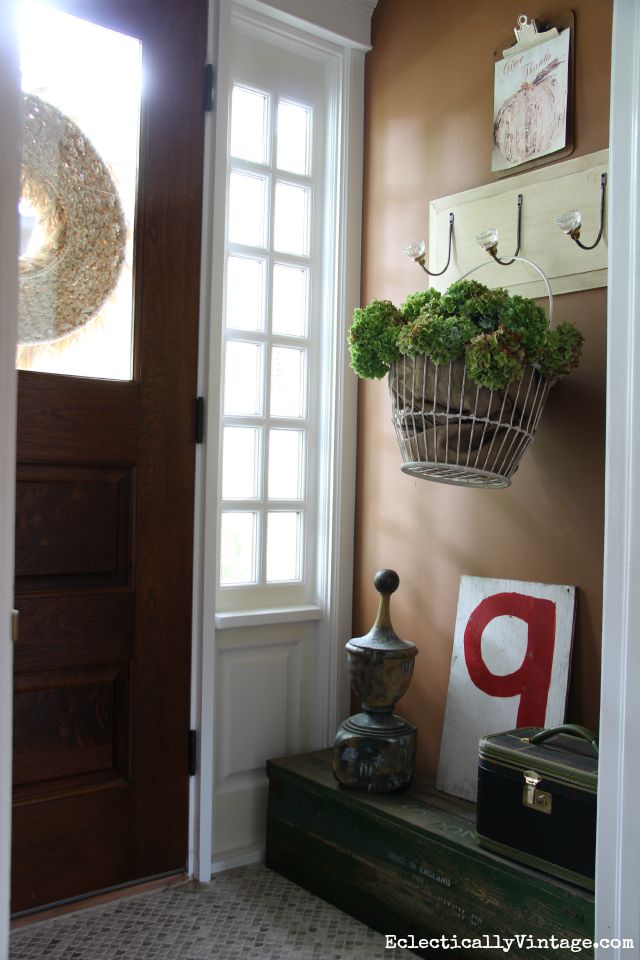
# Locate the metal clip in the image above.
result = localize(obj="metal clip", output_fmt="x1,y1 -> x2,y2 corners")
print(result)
503,14 -> 559,57
522,769 -> 552,814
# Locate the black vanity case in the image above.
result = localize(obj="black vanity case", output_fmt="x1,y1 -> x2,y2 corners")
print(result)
476,724 -> 598,891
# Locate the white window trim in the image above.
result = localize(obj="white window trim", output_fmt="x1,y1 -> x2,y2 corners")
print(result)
241,0 -> 377,51
190,0 -> 365,882
215,604 -> 322,629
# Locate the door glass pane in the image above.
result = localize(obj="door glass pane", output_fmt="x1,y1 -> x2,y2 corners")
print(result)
229,171 -> 267,248
220,512 -> 258,585
222,427 -> 260,500
277,100 -> 311,175
226,255 -> 265,331
16,1 -> 141,380
224,341 -> 263,416
266,512 -> 301,582
272,264 -> 308,337
273,182 -> 309,256
270,346 -> 305,418
230,85 -> 268,164
268,430 -> 303,500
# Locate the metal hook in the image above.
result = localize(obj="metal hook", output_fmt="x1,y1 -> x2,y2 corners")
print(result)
556,173 -> 607,251
476,194 -> 523,265
404,212 -> 454,277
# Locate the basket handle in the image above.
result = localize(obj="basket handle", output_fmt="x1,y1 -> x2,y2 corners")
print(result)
528,723 -> 598,754
457,255 -> 553,327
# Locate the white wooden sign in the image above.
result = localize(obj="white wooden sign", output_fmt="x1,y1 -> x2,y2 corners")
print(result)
437,576 -> 576,802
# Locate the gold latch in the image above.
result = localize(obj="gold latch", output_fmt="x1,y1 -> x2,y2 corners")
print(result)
522,769 -> 552,814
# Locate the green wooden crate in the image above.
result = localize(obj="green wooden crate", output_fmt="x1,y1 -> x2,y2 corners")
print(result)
266,750 -> 594,959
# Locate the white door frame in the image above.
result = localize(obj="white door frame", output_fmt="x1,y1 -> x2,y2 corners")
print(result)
595,0 -> 640,954
0,1 -> 19,957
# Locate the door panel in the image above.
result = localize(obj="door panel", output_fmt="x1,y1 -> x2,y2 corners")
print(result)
15,463 -> 133,587
12,0 -> 206,914
13,664 -> 130,790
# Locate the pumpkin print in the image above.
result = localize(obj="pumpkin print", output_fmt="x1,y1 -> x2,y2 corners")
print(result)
494,58 -> 566,164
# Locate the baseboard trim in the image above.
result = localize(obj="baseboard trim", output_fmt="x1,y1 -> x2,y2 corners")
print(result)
210,848 -> 264,875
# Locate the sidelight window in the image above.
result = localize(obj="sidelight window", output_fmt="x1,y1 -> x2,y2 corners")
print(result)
219,80 -> 318,593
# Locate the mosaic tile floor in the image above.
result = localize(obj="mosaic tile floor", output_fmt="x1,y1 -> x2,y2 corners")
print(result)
9,864 -> 417,960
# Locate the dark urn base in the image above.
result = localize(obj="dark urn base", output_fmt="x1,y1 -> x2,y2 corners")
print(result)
333,711 -> 417,793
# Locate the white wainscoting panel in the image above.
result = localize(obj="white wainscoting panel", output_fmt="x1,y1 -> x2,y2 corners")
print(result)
218,638 -> 304,784
213,781 -> 270,858
212,623 -> 313,862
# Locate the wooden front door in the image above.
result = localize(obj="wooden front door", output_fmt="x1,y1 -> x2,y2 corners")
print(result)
12,0 -> 206,914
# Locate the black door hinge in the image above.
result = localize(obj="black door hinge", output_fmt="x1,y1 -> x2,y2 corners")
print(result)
204,63 -> 215,112
188,729 -> 197,776
195,396 -> 205,444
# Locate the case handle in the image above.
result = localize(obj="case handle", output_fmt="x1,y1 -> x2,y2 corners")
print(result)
529,724 -> 598,755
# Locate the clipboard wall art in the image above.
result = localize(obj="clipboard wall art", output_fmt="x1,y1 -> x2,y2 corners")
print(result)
492,11 -> 575,177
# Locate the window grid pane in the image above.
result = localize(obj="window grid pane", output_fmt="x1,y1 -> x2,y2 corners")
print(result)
270,346 -> 306,419
220,512 -> 258,585
222,427 -> 260,500
223,340 -> 263,416
228,171 -> 268,247
273,181 -> 310,256
272,263 -> 308,337
230,85 -> 268,164
226,255 -> 265,332
276,100 -> 311,175
266,512 -> 302,583
268,429 -> 304,500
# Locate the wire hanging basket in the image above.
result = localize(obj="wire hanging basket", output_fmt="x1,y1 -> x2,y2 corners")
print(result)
389,257 -> 554,489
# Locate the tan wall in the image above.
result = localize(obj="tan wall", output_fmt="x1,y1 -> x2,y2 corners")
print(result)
354,0 -> 612,778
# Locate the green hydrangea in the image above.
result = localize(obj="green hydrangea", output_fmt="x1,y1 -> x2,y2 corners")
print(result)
347,299 -> 402,379
439,279 -> 491,316
399,288 -> 442,322
347,279 -> 584,388
538,322 -> 585,379
397,311 -> 477,364
465,328 -> 526,390
461,289 -> 510,333
441,281 -> 511,334
499,294 -> 548,362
